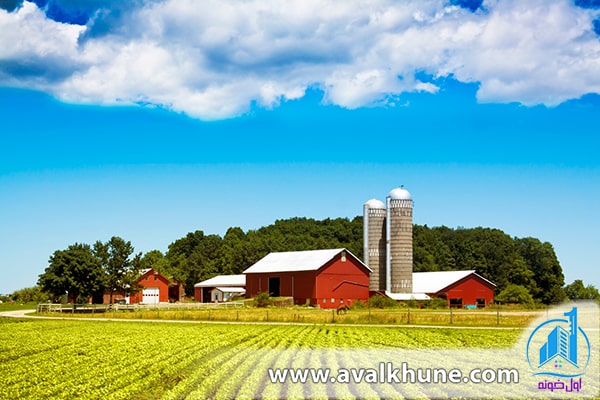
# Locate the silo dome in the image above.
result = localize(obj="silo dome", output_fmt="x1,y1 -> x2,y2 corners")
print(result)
364,198 -> 386,209
388,186 -> 412,200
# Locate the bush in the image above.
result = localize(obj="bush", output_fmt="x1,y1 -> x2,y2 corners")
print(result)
405,298 -> 418,308
11,286 -> 51,303
424,297 -> 448,309
367,294 -> 398,309
253,292 -> 272,308
349,299 -> 365,310
496,284 -> 534,306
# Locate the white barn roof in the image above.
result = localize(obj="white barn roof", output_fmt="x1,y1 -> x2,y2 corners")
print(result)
385,292 -> 431,301
194,274 -> 246,288
211,287 -> 246,294
243,248 -> 371,274
412,270 -> 495,294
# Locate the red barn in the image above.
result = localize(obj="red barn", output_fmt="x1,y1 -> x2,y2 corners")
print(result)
130,268 -> 170,304
412,270 -> 495,308
103,268 -> 170,304
243,248 -> 371,309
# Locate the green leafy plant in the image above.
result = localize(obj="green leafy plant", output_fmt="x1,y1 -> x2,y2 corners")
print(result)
254,291 -> 273,307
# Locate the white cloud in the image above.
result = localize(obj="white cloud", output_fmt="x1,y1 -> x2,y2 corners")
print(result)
1,0 -> 599,119
0,2 -> 85,85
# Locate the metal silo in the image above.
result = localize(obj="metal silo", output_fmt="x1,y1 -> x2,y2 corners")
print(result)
363,199 -> 386,292
386,186 -> 413,293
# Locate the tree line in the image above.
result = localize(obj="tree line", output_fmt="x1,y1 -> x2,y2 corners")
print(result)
36,237 -> 142,303
9,216 -> 597,304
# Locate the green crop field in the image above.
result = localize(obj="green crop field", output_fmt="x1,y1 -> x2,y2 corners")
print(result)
0,317 -> 522,399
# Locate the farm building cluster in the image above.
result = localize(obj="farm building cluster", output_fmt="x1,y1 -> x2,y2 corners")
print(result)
107,187 -> 495,308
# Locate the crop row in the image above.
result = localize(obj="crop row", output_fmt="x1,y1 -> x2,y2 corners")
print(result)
0,318 -> 524,399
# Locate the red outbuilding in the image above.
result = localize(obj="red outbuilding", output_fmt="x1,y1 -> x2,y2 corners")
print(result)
243,248 -> 371,309
130,268 -> 170,304
412,270 -> 496,308
103,268 -> 171,304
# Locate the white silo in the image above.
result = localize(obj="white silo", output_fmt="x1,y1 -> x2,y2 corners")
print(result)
363,199 -> 386,291
386,186 -> 413,293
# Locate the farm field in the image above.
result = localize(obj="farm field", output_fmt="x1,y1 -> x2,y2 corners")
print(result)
0,317 -> 522,399
38,304 -> 540,327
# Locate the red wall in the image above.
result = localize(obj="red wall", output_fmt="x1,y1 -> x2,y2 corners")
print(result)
315,257 -> 370,308
245,252 -> 370,308
194,287 -> 203,302
245,270 -> 316,305
439,274 -> 495,308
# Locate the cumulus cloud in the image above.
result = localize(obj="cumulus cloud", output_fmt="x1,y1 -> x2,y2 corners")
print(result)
1,0 -> 599,119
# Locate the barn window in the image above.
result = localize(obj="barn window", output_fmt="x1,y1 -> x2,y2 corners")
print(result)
341,251 -> 346,262
340,298 -> 344,303
476,298 -> 486,308
323,298 -> 326,303
331,298 -> 335,303
449,298 -> 463,308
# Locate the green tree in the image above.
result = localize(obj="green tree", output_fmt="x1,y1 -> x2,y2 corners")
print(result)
496,284 -> 535,306
11,286 -> 52,303
564,280 -> 600,300
217,227 -> 248,275
38,243 -> 104,303
165,231 -> 222,295
516,238 -> 565,304
95,237 -> 141,304
140,250 -> 169,273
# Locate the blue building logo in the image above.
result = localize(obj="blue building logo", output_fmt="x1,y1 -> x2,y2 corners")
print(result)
526,307 -> 591,379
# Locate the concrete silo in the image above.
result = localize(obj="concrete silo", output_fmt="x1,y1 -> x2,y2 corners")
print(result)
363,199 -> 386,292
386,186 -> 413,293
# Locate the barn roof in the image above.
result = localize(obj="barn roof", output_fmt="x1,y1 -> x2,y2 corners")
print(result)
243,248 -> 371,274
194,274 -> 246,288
385,292 -> 431,300
412,270 -> 495,294
138,268 -> 169,283
211,287 -> 246,294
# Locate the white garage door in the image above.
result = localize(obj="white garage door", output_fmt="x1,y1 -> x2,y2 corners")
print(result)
142,287 -> 160,304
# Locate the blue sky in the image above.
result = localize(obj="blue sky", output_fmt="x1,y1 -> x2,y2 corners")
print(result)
1,0 -> 599,294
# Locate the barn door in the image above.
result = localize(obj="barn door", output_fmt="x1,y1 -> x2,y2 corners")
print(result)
142,287 -> 159,304
268,277 -> 280,297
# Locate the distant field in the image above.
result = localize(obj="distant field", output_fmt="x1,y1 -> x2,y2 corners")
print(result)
0,318 -> 521,399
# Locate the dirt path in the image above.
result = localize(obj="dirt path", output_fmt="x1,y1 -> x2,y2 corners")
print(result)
0,309 -> 36,318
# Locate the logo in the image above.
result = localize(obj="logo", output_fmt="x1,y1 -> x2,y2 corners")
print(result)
525,307 -> 591,393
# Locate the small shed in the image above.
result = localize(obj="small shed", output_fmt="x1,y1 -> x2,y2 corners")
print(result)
194,274 -> 246,303
243,248 -> 371,309
210,287 -> 246,303
168,277 -> 186,303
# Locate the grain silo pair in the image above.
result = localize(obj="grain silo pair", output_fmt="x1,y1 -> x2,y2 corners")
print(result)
363,186 -> 413,295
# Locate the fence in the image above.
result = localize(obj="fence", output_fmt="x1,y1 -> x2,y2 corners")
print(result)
36,301 -> 244,314
35,302 -> 540,327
